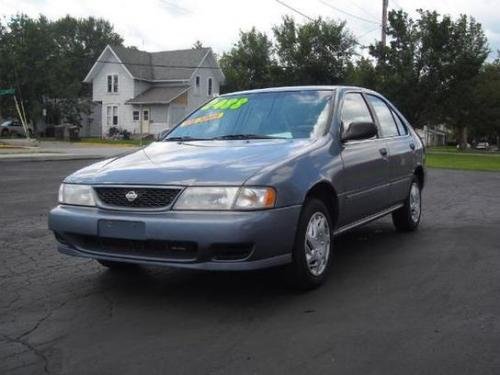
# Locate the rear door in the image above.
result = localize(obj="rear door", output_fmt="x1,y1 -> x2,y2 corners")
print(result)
365,95 -> 414,205
338,92 -> 391,226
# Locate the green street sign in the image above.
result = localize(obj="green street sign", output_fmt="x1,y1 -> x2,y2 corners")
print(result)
0,88 -> 15,96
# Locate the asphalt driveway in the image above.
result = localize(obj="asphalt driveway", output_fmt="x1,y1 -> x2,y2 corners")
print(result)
1,161 -> 499,374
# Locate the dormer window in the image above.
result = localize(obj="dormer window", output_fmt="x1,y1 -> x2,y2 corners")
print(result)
107,74 -> 118,93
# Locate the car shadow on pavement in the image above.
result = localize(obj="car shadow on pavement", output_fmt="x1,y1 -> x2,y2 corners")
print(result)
90,219 -> 418,310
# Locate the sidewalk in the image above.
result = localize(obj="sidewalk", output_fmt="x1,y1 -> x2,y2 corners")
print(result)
0,140 -> 140,162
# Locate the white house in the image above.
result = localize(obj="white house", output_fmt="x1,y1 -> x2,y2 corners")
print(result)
83,45 -> 225,137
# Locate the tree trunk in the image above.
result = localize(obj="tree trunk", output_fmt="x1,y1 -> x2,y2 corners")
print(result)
458,126 -> 468,150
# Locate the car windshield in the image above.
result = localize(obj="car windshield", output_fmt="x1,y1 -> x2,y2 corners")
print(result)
165,90 -> 333,141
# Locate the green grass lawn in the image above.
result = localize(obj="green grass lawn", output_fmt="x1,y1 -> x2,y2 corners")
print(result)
426,152 -> 500,172
427,145 -> 500,154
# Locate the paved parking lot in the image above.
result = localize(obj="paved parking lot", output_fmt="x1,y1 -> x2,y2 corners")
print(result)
1,160 -> 499,375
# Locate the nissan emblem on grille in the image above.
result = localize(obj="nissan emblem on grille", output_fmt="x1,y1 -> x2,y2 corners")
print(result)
125,191 -> 138,202
94,187 -> 182,209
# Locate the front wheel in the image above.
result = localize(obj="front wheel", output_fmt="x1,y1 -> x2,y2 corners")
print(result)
392,178 -> 422,231
288,198 -> 334,290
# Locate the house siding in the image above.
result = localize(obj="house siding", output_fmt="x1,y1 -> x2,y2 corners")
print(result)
89,46 -> 223,137
187,54 -> 220,114
93,49 -> 137,136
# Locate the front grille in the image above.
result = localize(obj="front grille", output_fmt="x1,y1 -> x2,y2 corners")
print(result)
61,233 -> 197,261
94,186 -> 181,209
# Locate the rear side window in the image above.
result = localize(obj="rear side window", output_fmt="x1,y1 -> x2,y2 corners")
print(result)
391,110 -> 408,135
366,95 -> 399,137
341,93 -> 373,125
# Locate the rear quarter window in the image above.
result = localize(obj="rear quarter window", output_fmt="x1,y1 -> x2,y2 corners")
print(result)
391,110 -> 408,135
366,95 -> 399,137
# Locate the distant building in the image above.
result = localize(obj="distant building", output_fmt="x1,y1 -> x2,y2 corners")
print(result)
415,125 -> 448,146
84,45 -> 224,137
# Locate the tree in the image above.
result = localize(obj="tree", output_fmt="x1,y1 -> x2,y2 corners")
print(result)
469,59 -> 500,143
345,57 -> 378,89
0,14 -> 123,127
192,40 -> 204,49
273,16 -> 357,85
219,28 -> 275,92
368,10 -> 489,147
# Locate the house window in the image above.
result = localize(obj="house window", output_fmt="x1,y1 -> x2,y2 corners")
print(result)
107,105 -> 118,126
207,77 -> 213,96
133,111 -> 140,121
195,76 -> 200,95
106,106 -> 112,126
112,106 -> 118,125
107,74 -> 118,93
143,110 -> 149,121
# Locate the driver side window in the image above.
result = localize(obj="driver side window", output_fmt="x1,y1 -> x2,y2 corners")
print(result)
341,93 -> 374,127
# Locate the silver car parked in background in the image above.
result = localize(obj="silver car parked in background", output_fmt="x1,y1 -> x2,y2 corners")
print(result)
0,119 -> 32,138
49,86 -> 425,289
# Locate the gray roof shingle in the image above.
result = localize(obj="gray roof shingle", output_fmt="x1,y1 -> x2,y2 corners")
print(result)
126,85 -> 190,104
111,45 -> 211,81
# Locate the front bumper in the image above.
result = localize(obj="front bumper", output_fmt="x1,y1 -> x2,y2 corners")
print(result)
48,205 -> 301,270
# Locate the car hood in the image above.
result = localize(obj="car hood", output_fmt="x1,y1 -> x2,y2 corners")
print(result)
65,139 -> 314,186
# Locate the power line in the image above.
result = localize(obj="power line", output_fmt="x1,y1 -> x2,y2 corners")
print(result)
347,0 -> 380,21
274,0 -> 315,21
318,0 -> 381,25
358,27 -> 380,40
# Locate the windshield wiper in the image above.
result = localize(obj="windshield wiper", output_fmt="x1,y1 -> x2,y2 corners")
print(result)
164,136 -> 209,142
211,134 -> 287,140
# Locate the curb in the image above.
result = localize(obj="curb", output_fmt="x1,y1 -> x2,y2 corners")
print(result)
0,154 -> 105,162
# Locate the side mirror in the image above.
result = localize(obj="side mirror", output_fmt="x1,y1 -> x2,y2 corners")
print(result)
342,121 -> 378,142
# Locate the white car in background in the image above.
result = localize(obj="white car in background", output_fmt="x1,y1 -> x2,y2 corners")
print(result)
475,142 -> 490,150
0,120 -> 32,138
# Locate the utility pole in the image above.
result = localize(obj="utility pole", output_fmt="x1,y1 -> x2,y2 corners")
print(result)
381,0 -> 388,46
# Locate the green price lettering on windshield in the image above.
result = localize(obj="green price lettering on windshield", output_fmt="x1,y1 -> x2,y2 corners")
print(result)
202,97 -> 248,111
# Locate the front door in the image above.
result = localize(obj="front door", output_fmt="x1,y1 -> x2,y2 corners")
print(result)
365,95 -> 414,205
337,92 -> 391,226
142,108 -> 150,134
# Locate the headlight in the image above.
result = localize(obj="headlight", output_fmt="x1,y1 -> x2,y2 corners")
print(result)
173,187 -> 239,210
234,187 -> 276,210
173,186 -> 276,210
58,184 -> 96,207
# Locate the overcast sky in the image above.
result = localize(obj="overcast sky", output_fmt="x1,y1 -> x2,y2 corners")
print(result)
1,0 -> 499,58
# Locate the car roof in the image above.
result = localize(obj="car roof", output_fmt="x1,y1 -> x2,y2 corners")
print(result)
220,85 -> 380,96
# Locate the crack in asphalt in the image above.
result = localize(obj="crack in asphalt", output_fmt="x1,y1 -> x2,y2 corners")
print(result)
1,333 -> 50,374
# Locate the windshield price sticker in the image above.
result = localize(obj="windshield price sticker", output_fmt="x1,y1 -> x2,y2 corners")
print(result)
181,112 -> 224,127
202,97 -> 248,111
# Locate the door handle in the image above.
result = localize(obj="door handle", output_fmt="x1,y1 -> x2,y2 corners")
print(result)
409,142 -> 416,150
379,147 -> 388,157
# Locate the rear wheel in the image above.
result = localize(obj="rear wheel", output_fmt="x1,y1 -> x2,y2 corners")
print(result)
288,198 -> 334,290
392,177 -> 421,231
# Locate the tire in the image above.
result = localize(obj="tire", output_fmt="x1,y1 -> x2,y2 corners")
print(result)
97,259 -> 137,270
1,129 -> 8,137
288,198 -> 334,290
392,177 -> 422,231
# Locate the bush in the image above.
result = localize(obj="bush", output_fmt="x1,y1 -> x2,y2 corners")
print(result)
108,126 -> 131,140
